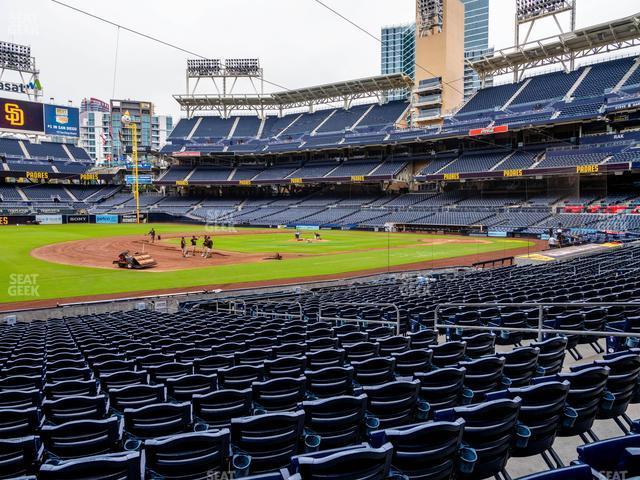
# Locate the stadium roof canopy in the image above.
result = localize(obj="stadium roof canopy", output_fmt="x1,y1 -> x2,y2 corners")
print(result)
173,73 -> 414,116
469,11 -> 640,79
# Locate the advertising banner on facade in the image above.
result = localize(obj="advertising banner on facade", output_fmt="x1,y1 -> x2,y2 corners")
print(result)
0,215 -> 36,225
95,214 -> 118,224
35,214 -> 63,224
120,213 -> 147,224
125,175 -> 153,185
0,97 -> 44,134
66,215 -> 89,224
44,103 -> 80,137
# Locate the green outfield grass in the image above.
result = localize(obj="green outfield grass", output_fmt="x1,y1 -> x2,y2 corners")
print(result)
0,224 -> 534,304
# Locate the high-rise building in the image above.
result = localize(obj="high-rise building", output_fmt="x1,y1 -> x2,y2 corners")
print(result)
79,98 -> 173,165
80,97 -> 110,114
413,0 -> 465,125
381,24 -> 416,100
461,0 -> 493,97
381,0 -> 491,101
79,98 -> 111,164
110,99 -> 173,164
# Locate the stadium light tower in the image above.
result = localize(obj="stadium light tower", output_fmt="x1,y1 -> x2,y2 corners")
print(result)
514,0 -> 577,81
0,41 -> 42,101
184,58 -> 264,118
121,111 -> 140,224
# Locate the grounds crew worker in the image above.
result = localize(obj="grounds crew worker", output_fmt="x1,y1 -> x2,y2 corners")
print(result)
180,237 -> 188,257
202,236 -> 212,259
190,235 -> 198,256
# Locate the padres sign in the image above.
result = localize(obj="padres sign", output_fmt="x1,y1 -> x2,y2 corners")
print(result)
0,98 -> 44,134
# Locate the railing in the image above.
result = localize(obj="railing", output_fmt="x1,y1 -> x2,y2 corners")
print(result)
214,299 -> 304,320
319,302 -> 401,335
472,256 -> 515,269
433,302 -> 640,342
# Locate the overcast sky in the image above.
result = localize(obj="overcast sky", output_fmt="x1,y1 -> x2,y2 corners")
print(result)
2,0 -> 639,118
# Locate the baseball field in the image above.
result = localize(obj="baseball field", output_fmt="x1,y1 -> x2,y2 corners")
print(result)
0,223 -> 541,308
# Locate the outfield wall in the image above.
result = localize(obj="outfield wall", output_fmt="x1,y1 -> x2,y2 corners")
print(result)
0,213 -> 148,225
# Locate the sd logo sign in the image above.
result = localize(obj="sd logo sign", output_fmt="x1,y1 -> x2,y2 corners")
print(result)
0,97 -> 44,133
4,103 -> 24,126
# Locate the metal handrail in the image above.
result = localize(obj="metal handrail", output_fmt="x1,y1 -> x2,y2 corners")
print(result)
434,302 -> 640,342
247,300 -> 304,320
319,302 -> 401,335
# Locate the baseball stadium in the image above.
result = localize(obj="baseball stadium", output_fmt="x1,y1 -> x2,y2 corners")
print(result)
2,0 -> 640,478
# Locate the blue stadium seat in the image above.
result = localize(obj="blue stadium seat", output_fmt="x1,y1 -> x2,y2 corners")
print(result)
415,367 -> 468,415
459,356 -> 507,402
0,407 -> 43,437
517,465 -> 592,480
391,349 -> 433,377
289,442 -> 393,480
43,388 -> 103,416
264,356 -> 307,378
352,357 -> 396,386
193,388 -> 253,429
502,346 -> 540,387
39,451 -> 144,480
108,384 -> 166,411
533,366 -> 609,443
252,376 -> 306,413
40,417 -> 123,459
362,380 -> 421,428
144,430 -> 231,479
230,410 -> 306,474
302,394 -> 368,449
43,379 -> 99,400
460,333 -> 496,359
218,365 -> 265,389
531,337 -> 567,377
166,373 -> 217,402
487,380 -> 570,469
370,418 -> 467,480
431,341 -> 467,368
0,435 -> 42,478
123,401 -> 193,439
576,434 -> 640,478
305,366 -> 354,398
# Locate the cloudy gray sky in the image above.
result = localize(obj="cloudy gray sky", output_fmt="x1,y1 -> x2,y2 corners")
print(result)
2,0 -> 639,118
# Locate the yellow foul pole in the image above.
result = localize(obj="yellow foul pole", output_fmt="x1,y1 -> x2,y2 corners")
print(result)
122,111 -> 140,224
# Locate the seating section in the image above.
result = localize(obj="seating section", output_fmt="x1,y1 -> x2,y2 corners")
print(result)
24,142 -> 70,160
457,82 -> 523,115
233,116 -> 262,138
192,117 -> 235,140
161,56 -> 640,158
572,58 -> 637,99
0,138 -> 26,158
512,70 -> 584,106
439,150 -> 508,174
356,101 -> 408,131
81,185 -> 640,236
5,244 -> 640,478
168,117 -> 198,139
316,105 -> 370,134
